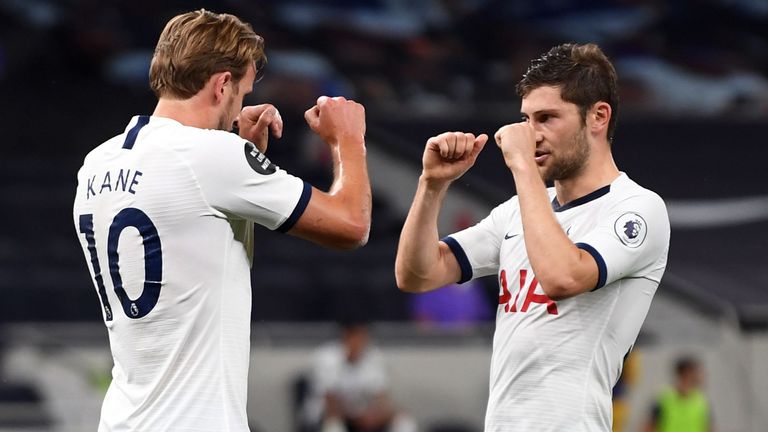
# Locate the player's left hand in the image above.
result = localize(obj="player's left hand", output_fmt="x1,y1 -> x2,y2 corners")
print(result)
237,104 -> 283,153
494,122 -> 537,171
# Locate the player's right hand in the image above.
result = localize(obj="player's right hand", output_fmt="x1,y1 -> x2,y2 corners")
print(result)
304,96 -> 366,147
237,104 -> 282,153
422,132 -> 488,183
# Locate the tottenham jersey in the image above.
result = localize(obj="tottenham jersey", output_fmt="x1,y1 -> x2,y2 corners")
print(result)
73,116 -> 310,432
444,173 -> 670,432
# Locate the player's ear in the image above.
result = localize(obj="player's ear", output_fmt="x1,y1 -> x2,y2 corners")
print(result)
212,71 -> 232,104
589,102 -> 611,137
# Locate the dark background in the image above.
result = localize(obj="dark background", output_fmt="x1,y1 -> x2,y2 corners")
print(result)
1,0 -> 767,326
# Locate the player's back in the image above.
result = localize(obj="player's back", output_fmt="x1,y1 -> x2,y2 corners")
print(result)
73,116 -> 254,431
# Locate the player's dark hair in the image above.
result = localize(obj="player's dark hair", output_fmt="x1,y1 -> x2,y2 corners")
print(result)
149,9 -> 266,99
516,43 -> 619,144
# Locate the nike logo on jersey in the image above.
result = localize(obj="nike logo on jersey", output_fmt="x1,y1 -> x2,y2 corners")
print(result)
504,232 -> 519,240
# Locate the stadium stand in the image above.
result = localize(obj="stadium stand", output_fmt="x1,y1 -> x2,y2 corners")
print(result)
1,1 -> 767,430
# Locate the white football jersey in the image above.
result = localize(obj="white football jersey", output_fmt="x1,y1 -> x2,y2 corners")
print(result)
73,115 -> 310,432
444,173 -> 670,432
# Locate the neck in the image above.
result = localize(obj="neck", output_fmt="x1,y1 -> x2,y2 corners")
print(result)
153,94 -> 217,129
554,145 -> 620,205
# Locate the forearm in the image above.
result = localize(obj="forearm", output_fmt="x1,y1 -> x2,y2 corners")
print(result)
329,137 -> 368,194
396,131 -> 486,291
395,176 -> 453,292
327,138 -> 372,242
290,137 -> 371,250
512,164 -> 594,299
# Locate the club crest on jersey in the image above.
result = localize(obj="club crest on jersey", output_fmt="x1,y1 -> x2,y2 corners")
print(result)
244,142 -> 277,175
614,212 -> 647,248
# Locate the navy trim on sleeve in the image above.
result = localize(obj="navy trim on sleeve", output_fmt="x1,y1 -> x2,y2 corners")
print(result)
576,242 -> 607,290
123,116 -> 150,149
441,236 -> 473,284
276,181 -> 312,233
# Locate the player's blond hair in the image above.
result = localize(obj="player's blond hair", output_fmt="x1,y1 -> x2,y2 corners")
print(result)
149,9 -> 265,99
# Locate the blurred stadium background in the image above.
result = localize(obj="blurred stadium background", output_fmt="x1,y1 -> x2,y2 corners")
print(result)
1,0 -> 768,431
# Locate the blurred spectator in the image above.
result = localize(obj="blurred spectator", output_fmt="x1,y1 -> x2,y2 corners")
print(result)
301,321 -> 417,432
644,356 -> 714,432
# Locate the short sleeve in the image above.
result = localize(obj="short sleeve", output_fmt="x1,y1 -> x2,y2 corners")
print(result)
574,193 -> 670,290
190,132 -> 311,232
441,199 -> 513,283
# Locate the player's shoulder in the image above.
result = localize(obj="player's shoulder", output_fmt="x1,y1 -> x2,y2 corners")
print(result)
610,173 -> 666,209
149,118 -> 245,150
184,124 -> 243,146
497,194 -> 521,212
609,174 -> 670,237
177,125 -> 252,158
484,194 -> 525,224
482,196 -> 519,226
147,119 -> 259,169
79,134 -> 124,169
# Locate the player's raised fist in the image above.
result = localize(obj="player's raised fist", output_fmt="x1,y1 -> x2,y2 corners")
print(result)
304,96 -> 366,147
494,122 -> 538,170
422,131 -> 488,183
237,104 -> 283,153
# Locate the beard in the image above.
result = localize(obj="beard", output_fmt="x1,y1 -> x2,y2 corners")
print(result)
541,126 -> 590,182
216,88 -> 239,131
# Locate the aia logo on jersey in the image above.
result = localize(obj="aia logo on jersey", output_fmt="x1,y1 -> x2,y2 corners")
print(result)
614,212 -> 647,248
244,142 -> 277,175
499,269 -> 558,315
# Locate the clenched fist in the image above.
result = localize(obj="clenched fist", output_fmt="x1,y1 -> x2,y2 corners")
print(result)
304,96 -> 366,147
494,122 -> 537,171
422,131 -> 488,183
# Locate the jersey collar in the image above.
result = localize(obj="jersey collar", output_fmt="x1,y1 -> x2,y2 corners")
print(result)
551,184 -> 611,212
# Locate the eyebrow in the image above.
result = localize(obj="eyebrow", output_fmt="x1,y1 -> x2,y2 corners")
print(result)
520,109 -> 560,118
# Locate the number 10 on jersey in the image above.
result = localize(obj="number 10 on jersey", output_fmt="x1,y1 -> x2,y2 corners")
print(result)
78,208 -> 163,320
